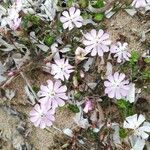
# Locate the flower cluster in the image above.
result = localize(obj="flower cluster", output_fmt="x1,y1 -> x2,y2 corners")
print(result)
30,80 -> 68,128
26,7 -> 150,150
29,7 -> 134,129
82,29 -> 131,63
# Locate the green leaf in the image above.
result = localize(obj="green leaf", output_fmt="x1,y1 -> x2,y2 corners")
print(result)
144,58 -> 150,64
23,14 -> 40,29
32,86 -> 40,93
119,128 -> 128,139
67,104 -> 80,113
92,0 -> 105,8
79,0 -> 89,8
94,13 -> 104,21
31,16 -> 40,25
67,0 -> 73,7
82,12 -> 90,19
117,99 -> 128,109
129,51 -> 140,65
142,70 -> 150,80
74,92 -> 82,99
116,99 -> 134,119
44,35 -> 55,46
85,129 -> 98,141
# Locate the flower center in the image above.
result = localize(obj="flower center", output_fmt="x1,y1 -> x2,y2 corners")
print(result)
95,37 -> 100,44
48,90 -> 55,98
70,15 -> 75,21
60,64 -> 65,71
39,111 -> 45,118
118,46 -> 126,52
40,114 -> 44,118
114,81 -> 120,87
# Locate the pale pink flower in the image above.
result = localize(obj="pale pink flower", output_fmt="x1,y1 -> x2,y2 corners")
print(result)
132,0 -> 150,8
124,114 -> 150,139
83,99 -> 93,113
83,29 -> 111,56
29,103 -> 55,129
104,72 -> 130,99
60,7 -> 83,30
37,80 -> 68,109
110,42 -> 131,63
8,17 -> 21,30
51,59 -> 74,81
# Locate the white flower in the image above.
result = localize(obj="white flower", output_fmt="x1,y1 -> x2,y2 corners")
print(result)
110,42 -> 131,63
104,72 -> 130,99
37,80 -> 68,109
51,59 -> 74,81
124,114 -> 150,139
60,7 -> 83,30
83,29 -> 111,57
